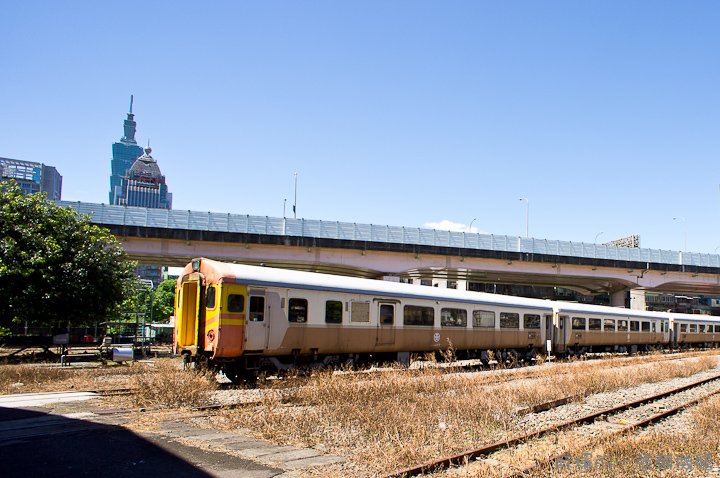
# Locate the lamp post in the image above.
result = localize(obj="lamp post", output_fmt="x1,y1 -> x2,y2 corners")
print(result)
594,232 -> 604,244
468,218 -> 477,233
137,279 -> 154,357
519,198 -> 529,237
293,172 -> 298,219
672,217 -> 687,253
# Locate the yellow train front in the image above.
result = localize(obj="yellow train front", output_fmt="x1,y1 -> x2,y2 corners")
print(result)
174,258 -> 248,373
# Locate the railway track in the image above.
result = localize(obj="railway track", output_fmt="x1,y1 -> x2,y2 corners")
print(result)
382,371 -> 720,478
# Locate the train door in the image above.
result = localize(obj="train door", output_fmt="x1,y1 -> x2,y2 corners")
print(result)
245,290 -> 268,352
557,315 -> 569,353
177,279 -> 201,350
377,302 -> 396,345
544,314 -> 553,352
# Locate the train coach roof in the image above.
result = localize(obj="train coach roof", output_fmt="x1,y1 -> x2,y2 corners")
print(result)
186,258 -> 556,310
669,312 -> 720,323
553,301 -> 670,320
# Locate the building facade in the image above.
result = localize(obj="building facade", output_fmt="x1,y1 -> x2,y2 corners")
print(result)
110,96 -> 146,205
120,146 -> 172,209
0,157 -> 62,200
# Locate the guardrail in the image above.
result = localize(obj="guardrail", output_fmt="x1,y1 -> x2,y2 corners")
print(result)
58,201 -> 720,268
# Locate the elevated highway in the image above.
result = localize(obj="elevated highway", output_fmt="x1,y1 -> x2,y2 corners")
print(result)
59,201 -> 720,306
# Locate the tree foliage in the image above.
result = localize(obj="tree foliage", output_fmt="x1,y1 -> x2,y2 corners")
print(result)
152,279 -> 176,323
0,183 -> 137,328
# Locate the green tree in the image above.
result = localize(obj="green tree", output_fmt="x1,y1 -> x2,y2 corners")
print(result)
152,279 -> 177,323
0,183 -> 137,328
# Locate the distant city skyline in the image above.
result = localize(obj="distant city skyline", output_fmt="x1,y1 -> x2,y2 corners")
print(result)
2,2 -> 720,253
0,157 -> 62,200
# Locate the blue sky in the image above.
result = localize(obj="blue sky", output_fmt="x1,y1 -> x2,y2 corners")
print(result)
2,1 -> 719,253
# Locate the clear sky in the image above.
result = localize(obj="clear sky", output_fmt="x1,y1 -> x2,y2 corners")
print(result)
2,1 -> 719,253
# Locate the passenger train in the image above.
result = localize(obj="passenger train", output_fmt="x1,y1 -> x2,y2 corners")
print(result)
174,258 -> 720,381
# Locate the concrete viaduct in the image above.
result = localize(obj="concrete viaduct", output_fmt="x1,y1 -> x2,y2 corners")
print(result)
60,201 -> 720,309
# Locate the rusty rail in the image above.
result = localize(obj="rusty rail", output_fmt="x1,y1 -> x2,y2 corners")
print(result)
382,372 -> 720,478
508,386 -> 720,477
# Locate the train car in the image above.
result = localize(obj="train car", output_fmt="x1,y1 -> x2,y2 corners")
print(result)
174,258 -> 718,380
550,302 -> 670,355
174,258 -> 554,379
669,313 -> 720,349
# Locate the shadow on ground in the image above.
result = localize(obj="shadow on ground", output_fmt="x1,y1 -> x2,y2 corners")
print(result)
0,406 -> 227,477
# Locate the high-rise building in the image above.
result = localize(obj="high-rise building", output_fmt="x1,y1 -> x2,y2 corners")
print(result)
0,157 -> 62,200
109,96 -> 144,205
109,96 -> 172,209
121,146 -> 172,209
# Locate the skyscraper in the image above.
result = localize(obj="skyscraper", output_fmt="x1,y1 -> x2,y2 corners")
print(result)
109,96 -> 144,205
121,145 -> 172,209
0,157 -> 62,200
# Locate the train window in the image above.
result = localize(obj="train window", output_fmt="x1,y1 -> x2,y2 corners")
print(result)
473,310 -> 495,328
441,308 -> 467,327
248,296 -> 263,321
228,294 -> 245,313
618,320 -> 628,331
288,298 -> 308,323
523,314 -> 541,329
641,322 -> 651,332
589,318 -> 601,331
680,324 -> 687,333
380,304 -> 394,325
689,324 -> 697,333
603,319 -> 615,331
571,317 -> 586,330
708,325 -> 714,334
206,286 -> 216,309
651,322 -> 656,332
500,313 -> 520,329
351,302 -> 370,322
715,325 -> 720,333
699,324 -> 706,333
325,301 -> 342,324
630,321 -> 639,332
404,306 -> 434,326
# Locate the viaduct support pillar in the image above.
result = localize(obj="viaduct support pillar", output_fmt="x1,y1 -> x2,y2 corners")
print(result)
610,289 -> 647,310
610,290 -> 627,308
629,289 -> 647,311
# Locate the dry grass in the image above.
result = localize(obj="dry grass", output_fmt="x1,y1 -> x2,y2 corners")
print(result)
130,360 -> 217,409
0,357 -> 217,410
532,399 -> 720,478
208,354 -> 719,476
0,362 -> 144,394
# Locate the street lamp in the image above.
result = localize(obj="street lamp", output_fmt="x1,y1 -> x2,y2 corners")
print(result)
137,279 -> 154,357
672,217 -> 687,253
293,172 -> 298,219
518,198 -> 529,237
594,232 -> 604,244
468,218 -> 477,233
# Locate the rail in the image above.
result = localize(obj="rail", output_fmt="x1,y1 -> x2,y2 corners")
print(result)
382,372 -> 720,478
58,201 -> 720,268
